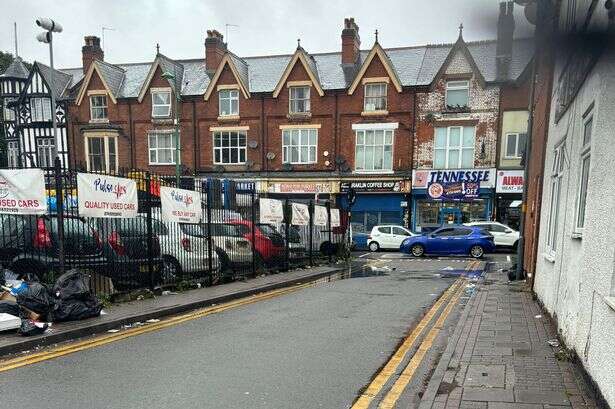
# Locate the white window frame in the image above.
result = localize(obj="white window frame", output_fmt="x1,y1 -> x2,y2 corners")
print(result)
148,131 -> 179,165
574,114 -> 592,235
89,95 -> 108,121
504,132 -> 527,159
213,130 -> 247,165
85,134 -> 119,173
7,141 -> 19,168
218,89 -> 239,117
31,97 -> 51,122
289,86 -> 311,114
36,138 -> 56,168
3,97 -> 16,121
445,80 -> 470,107
151,89 -> 172,118
363,83 -> 387,112
433,126 -> 475,169
546,140 -> 566,254
354,128 -> 394,173
282,128 -> 317,164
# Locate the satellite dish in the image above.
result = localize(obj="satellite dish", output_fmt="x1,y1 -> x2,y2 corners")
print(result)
266,152 -> 276,160
248,140 -> 258,149
325,160 -> 330,166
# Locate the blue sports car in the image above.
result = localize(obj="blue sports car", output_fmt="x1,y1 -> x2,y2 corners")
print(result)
399,225 -> 495,258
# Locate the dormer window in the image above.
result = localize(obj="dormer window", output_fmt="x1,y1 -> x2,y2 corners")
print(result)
445,80 -> 469,108
219,89 -> 239,117
89,95 -> 108,121
364,83 -> 387,112
289,86 -> 310,114
151,90 -> 172,118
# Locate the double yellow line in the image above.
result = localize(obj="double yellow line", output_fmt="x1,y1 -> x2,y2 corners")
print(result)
352,259 -> 479,409
0,281 -> 315,373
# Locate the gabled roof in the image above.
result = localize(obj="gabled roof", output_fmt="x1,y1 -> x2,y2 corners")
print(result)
36,62 -> 75,100
431,34 -> 486,85
203,53 -> 251,100
75,60 -> 125,105
347,42 -> 403,95
137,53 -> 184,102
272,47 -> 324,98
0,57 -> 29,79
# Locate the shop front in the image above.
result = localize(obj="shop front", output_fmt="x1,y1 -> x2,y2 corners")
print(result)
339,179 -> 411,234
410,168 -> 496,232
495,170 -> 524,230
265,180 -> 338,204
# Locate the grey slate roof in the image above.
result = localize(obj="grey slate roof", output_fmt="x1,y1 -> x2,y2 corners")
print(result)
157,53 -> 184,94
0,57 -> 29,79
36,62 -> 73,99
57,37 -> 533,99
94,60 -> 125,98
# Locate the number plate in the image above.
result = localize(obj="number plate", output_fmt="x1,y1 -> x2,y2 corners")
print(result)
139,264 -> 158,273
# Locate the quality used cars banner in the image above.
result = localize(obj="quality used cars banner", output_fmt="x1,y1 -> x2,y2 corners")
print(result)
291,202 -> 309,225
260,198 -> 284,224
160,186 -> 201,224
0,169 -> 47,215
77,173 -> 138,218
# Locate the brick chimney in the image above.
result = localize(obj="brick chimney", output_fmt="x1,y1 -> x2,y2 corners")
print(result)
82,36 -> 104,73
205,29 -> 226,74
341,18 -> 361,65
496,1 -> 515,80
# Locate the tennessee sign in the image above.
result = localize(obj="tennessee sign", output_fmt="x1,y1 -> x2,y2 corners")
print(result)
160,186 -> 202,224
496,170 -> 524,193
0,169 -> 47,215
413,168 -> 496,189
428,181 -> 480,200
77,173 -> 138,218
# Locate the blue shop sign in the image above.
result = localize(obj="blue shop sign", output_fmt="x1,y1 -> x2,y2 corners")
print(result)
427,181 -> 480,200
412,168 -> 496,190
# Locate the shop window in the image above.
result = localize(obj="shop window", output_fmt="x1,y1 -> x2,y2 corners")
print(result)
351,211 -> 401,232
434,126 -> 475,169
575,114 -> 592,234
354,129 -> 394,172
546,141 -> 566,253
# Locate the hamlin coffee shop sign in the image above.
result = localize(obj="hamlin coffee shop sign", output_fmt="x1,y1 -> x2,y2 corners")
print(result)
412,168 -> 496,200
339,180 -> 410,193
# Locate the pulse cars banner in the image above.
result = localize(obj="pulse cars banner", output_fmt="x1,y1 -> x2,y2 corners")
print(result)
77,173 -> 138,218
0,169 -> 47,215
160,186 -> 202,224
330,208 -> 341,228
291,203 -> 310,226
259,198 -> 284,224
314,205 -> 328,227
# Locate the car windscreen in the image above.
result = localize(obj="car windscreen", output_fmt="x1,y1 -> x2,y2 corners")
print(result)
257,224 -> 279,237
209,223 -> 243,237
180,223 -> 206,237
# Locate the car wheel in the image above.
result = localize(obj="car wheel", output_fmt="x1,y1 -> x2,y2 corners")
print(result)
369,241 -> 380,252
512,240 -> 519,251
470,245 -> 484,259
410,244 -> 425,257
161,256 -> 182,283
215,249 -> 233,283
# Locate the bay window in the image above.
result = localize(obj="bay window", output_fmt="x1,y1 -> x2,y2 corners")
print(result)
219,89 -> 239,117
364,83 -> 387,112
445,80 -> 469,107
434,126 -> 475,168
85,134 -> 118,173
148,131 -> 178,165
289,86 -> 310,114
89,95 -> 108,121
282,128 -> 317,164
151,90 -> 172,118
354,129 -> 393,172
213,131 -> 246,164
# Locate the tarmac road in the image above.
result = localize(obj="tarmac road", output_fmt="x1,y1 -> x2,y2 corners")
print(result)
0,252 -> 507,409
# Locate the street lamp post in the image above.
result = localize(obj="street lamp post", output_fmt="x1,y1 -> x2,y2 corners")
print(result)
36,18 -> 62,163
161,71 -> 181,187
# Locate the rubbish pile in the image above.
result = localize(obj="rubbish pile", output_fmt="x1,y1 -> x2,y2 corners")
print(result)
0,269 -> 103,337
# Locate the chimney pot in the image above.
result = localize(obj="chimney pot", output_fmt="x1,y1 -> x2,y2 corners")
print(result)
82,35 -> 103,74
205,28 -> 226,74
341,17 -> 360,65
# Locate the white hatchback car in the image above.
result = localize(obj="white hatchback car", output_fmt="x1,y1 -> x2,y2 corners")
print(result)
464,221 -> 519,248
367,225 -> 415,252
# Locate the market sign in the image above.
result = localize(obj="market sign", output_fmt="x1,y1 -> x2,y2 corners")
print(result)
496,170 -> 524,193
0,169 -> 47,215
160,186 -> 202,224
314,205 -> 328,226
291,202 -> 309,226
77,173 -> 138,218
259,198 -> 284,224
339,180 -> 410,193
427,181 -> 480,200
330,208 -> 341,228
412,168 -> 496,189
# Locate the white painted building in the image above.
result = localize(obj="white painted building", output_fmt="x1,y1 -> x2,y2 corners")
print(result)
533,3 -> 615,406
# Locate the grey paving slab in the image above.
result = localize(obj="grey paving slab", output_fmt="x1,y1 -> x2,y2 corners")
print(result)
515,390 -> 570,405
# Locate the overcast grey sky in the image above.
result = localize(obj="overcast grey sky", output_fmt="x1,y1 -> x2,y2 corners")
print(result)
0,0 -> 533,69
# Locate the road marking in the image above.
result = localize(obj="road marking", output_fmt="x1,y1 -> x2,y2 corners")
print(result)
378,282 -> 466,409
351,279 -> 463,409
0,282 -> 316,373
358,253 -> 371,258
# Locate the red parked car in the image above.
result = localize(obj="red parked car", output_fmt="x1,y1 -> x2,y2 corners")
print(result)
227,220 -> 284,266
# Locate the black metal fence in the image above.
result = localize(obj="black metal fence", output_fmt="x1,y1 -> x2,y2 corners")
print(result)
0,160 -> 349,296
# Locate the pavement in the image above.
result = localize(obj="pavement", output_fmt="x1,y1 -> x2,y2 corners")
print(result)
417,258 -> 604,409
0,252 -> 472,409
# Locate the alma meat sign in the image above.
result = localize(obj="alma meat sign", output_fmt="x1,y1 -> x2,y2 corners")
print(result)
0,169 -> 46,215
77,173 -> 138,218
160,186 -> 201,223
